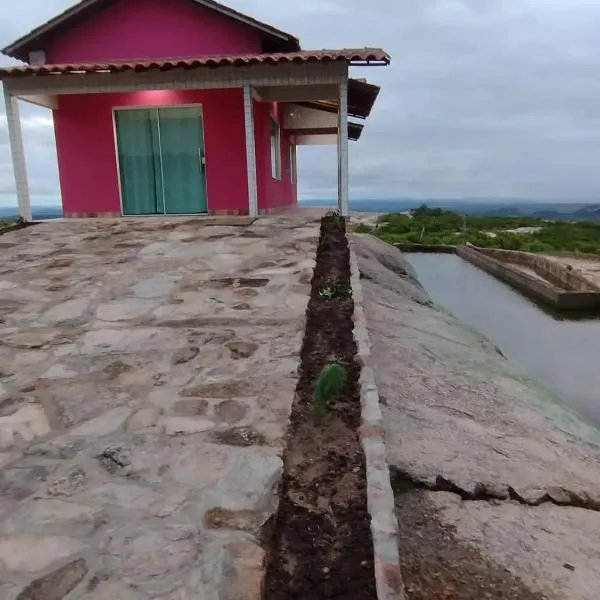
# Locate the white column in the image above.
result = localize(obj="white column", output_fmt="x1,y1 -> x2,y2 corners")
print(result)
3,87 -> 32,222
337,77 -> 349,216
243,83 -> 258,219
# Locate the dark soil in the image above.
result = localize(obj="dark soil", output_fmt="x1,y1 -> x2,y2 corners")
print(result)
264,215 -> 377,600
392,472 -> 547,600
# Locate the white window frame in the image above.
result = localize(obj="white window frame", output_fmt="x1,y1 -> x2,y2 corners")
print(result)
270,117 -> 282,180
290,140 -> 297,184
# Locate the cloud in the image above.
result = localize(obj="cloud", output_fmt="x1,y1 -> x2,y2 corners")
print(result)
3,0 -> 600,205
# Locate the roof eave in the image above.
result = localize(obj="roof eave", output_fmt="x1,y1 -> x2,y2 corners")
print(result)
194,1 -> 300,51
0,49 -> 391,80
1,0 -> 99,60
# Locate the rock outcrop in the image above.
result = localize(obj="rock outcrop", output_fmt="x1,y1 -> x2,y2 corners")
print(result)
352,233 -> 600,600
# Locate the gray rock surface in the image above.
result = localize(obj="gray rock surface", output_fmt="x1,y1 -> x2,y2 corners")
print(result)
352,233 -> 600,600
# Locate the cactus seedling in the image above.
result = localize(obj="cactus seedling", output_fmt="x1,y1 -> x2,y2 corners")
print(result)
312,363 -> 347,423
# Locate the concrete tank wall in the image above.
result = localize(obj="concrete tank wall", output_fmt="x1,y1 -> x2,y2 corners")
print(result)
457,246 -> 600,312
474,247 -> 600,292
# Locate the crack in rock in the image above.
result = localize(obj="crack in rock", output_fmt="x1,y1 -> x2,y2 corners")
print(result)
391,467 -> 600,512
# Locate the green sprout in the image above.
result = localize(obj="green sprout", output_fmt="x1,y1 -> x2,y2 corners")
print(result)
319,283 -> 351,300
312,363 -> 347,423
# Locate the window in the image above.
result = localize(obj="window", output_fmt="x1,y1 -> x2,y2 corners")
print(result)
270,117 -> 282,180
290,142 -> 297,184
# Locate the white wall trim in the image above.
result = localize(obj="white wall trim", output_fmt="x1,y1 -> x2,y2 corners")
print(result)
3,87 -> 32,222
243,83 -> 258,219
255,84 -> 338,102
3,63 -> 347,97
338,76 -> 349,216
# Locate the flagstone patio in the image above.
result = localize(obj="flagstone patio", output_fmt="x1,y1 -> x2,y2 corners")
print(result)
0,211 -> 320,599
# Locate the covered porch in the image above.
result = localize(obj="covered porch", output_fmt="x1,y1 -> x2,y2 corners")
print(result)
0,49 -> 389,221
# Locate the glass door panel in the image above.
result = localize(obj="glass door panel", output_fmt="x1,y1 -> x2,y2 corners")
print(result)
115,109 -> 163,215
158,106 -> 207,215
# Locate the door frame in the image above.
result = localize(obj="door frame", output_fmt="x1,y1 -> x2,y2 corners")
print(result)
112,103 -> 210,216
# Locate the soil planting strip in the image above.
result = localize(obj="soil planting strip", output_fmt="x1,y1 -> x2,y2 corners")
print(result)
349,235 -> 407,600
264,216 -> 377,600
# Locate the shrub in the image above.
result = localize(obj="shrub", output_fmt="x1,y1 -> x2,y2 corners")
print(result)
353,223 -> 373,234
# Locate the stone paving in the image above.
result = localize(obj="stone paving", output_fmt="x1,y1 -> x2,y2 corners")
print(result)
0,213 -> 320,599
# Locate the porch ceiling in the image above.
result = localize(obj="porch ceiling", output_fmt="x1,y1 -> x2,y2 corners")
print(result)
289,123 -> 364,143
253,78 -> 380,120
299,78 -> 381,120
282,103 -> 364,142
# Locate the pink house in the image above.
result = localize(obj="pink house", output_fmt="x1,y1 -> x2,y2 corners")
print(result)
0,0 -> 389,220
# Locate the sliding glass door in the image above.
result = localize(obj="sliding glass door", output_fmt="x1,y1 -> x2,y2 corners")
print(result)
115,106 -> 207,215
115,109 -> 162,215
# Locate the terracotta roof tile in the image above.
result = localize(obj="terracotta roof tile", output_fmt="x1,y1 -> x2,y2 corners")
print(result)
0,48 -> 390,79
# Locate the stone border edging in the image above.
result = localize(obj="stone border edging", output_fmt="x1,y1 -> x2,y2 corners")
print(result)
349,239 -> 407,600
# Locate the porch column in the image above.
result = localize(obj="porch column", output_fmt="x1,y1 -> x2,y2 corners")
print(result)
3,88 -> 32,222
337,78 -> 349,216
243,83 -> 258,219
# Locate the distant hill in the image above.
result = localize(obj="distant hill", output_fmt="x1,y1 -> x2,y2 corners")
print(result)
3,201 -> 600,223
573,204 -> 600,219
300,199 -> 600,221
0,206 -> 63,220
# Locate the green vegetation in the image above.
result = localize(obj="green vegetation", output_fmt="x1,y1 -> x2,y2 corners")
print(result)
353,222 -> 374,234
319,282 -> 351,300
0,217 -> 21,234
313,363 -> 347,424
354,205 -> 600,254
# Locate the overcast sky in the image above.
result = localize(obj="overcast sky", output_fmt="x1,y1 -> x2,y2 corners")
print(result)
2,0 -> 600,207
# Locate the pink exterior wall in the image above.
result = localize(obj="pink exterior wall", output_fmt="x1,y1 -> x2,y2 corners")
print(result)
254,102 -> 298,212
44,0 -> 297,217
45,0 -> 262,64
54,92 -> 298,216
54,89 -> 249,215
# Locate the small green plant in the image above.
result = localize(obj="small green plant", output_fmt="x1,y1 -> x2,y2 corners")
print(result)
313,363 -> 347,423
319,283 -> 351,300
